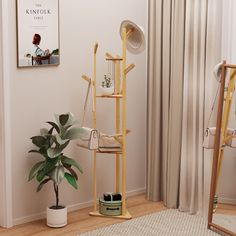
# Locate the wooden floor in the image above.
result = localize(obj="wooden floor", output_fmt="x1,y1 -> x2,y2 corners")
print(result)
216,203 -> 236,215
0,194 -> 166,236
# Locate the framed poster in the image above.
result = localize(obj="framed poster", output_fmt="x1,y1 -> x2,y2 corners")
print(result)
16,0 -> 59,67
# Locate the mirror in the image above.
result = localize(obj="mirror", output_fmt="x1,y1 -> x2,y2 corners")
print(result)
208,63 -> 236,235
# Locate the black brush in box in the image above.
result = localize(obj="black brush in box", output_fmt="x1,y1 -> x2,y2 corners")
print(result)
99,193 -> 122,216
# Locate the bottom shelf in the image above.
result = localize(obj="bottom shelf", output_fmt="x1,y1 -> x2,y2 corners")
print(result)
89,209 -> 132,220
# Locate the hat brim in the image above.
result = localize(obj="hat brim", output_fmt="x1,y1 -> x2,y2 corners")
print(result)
120,20 -> 145,54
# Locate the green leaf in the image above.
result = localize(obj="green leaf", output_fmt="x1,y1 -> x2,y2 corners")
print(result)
47,147 -> 62,158
36,157 -> 58,182
37,169 -> 50,182
64,127 -> 85,140
46,121 -> 60,133
64,173 -> 78,189
61,161 -> 71,168
28,150 -> 41,154
64,113 -> 77,127
44,136 -> 54,150
48,127 -> 54,135
59,114 -> 69,126
38,148 -> 49,159
62,163 -> 78,180
59,140 -> 70,150
61,156 -> 83,174
49,165 -> 65,185
28,161 -> 45,181
68,168 -> 78,180
36,178 -> 51,192
31,136 -> 47,148
55,113 -> 78,129
29,149 -> 48,159
55,134 -> 69,145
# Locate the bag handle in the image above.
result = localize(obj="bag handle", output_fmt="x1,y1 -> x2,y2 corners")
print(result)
206,62 -> 230,127
207,67 -> 236,128
206,82 -> 221,127
81,75 -> 95,126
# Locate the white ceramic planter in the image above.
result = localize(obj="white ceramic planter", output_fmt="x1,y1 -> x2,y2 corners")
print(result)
46,206 -> 67,228
100,86 -> 114,95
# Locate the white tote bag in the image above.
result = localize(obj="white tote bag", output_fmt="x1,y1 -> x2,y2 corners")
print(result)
203,127 -> 235,149
77,127 -> 99,150
203,127 -> 217,149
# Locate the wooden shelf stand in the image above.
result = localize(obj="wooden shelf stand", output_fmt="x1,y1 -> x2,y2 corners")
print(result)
82,28 -> 135,220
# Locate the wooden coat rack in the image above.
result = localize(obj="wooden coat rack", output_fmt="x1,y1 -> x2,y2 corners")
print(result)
81,27 -> 135,220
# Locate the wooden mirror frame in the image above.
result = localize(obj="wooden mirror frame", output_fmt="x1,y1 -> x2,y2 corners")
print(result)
208,61 -> 236,236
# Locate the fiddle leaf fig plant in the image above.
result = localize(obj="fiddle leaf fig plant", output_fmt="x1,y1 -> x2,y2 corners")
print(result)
28,112 -> 85,209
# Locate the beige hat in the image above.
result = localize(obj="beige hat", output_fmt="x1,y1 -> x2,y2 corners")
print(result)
120,20 -> 145,54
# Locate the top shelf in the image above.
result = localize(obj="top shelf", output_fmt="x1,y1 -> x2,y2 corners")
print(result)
96,94 -> 123,98
105,58 -> 123,61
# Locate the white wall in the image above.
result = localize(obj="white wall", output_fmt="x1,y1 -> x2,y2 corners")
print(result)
219,0 -> 236,204
1,0 -> 147,226
0,0 -> 4,226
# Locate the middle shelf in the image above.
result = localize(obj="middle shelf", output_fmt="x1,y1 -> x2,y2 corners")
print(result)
96,94 -> 123,98
96,150 -> 123,154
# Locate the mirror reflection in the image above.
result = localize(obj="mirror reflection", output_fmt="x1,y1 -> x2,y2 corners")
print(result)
208,66 -> 236,235
212,147 -> 236,233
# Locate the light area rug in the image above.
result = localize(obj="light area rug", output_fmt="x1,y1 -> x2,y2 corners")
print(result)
213,213 -> 236,233
80,209 -> 220,236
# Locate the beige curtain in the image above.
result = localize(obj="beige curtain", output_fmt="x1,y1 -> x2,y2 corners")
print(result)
179,0 -> 208,214
147,0 -> 185,208
147,0 -> 222,211
179,0 -> 222,214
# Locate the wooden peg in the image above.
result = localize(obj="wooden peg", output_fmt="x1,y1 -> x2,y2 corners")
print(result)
124,64 -> 135,75
126,27 -> 134,39
82,75 -> 95,85
115,129 -> 131,137
94,43 -> 98,54
106,52 -> 115,60
114,129 -> 131,144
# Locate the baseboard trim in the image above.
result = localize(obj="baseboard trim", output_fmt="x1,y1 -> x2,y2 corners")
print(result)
126,187 -> 146,198
13,187 -> 146,226
218,196 -> 236,205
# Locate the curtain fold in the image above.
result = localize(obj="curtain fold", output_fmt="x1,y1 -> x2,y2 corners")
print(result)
179,0 -> 208,213
147,0 -> 222,212
179,0 -> 222,214
203,0 -> 223,215
147,0 -> 185,208
146,0 -> 163,201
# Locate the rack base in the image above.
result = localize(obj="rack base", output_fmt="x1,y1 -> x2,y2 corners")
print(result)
89,210 -> 132,219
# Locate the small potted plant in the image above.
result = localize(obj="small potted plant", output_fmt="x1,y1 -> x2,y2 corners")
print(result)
100,75 -> 114,95
28,112 -> 85,228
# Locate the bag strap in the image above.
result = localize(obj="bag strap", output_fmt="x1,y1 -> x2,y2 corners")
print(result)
206,82 -> 221,127
91,78 -> 95,113
82,81 -> 92,126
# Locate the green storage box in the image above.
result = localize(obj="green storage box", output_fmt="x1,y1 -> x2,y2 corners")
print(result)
99,198 -> 122,216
